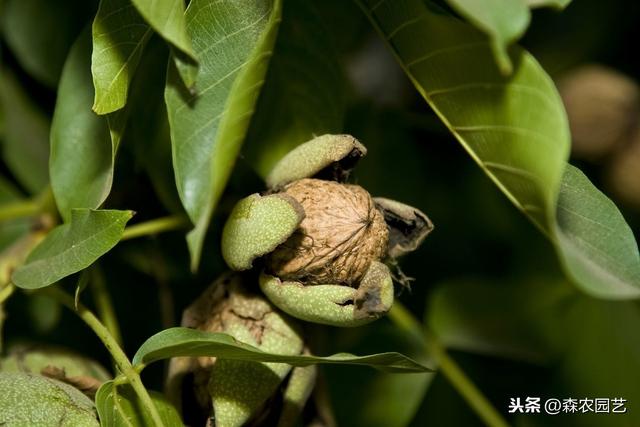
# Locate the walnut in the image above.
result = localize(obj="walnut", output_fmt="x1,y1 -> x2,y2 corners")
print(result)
268,179 -> 388,286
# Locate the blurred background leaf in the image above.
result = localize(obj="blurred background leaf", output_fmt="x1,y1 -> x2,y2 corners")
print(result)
0,69 -> 49,194
244,0 -> 347,178
0,0 -> 96,88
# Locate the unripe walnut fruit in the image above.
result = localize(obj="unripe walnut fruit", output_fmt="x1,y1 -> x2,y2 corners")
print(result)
267,178 -> 389,286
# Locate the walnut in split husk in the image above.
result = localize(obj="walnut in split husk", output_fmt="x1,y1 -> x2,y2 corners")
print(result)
221,134 -> 433,326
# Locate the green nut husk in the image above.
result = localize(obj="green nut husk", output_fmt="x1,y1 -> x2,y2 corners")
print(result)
278,360 -> 317,427
0,345 -> 111,398
221,193 -> 304,271
166,273 -> 304,427
259,261 -> 394,327
266,134 -> 367,189
0,372 -> 99,426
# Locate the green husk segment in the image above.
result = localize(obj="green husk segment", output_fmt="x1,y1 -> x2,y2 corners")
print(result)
207,280 -> 304,427
354,261 -> 394,320
222,193 -> 304,271
0,345 -> 111,381
259,262 -> 394,327
210,352 -> 302,427
265,134 -> 367,189
0,372 -> 99,426
277,363 -> 317,427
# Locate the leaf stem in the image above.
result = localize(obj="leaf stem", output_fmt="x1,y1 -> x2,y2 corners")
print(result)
0,200 -> 40,221
424,328 -> 510,427
0,283 -> 16,353
0,283 -> 16,305
121,215 -> 189,241
0,187 -> 57,222
91,268 -> 123,346
388,304 -> 510,427
44,287 -> 165,427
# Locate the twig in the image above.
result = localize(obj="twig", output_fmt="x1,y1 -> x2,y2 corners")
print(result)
44,287 -> 165,427
121,215 -> 189,241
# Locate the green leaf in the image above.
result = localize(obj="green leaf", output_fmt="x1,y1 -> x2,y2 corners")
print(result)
525,0 -> 572,8
244,0 -> 347,177
0,0 -> 95,87
0,69 -> 50,194
165,0 -> 283,270
51,29 -> 123,221
554,165 -> 640,299
133,327 -> 431,373
27,294 -> 63,333
444,0 -> 530,75
11,209 -> 133,290
358,0 -> 568,233
442,0 -> 572,74
91,0 -> 153,114
130,0 -> 196,62
95,380 -> 183,427
0,372 -> 99,426
358,0 -> 640,298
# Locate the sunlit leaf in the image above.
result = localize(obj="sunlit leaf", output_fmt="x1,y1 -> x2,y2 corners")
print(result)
51,29 -> 125,221
0,0 -> 95,87
132,327 -> 431,373
442,0 -> 573,73
95,380 -> 182,427
525,0 -> 572,8
91,0 -> 153,114
130,0 -> 198,88
244,0 -> 347,177
130,0 -> 195,61
12,209 -> 133,289
0,70 -> 49,194
554,165 -> 640,299
165,0 -> 283,270
357,0 -> 640,299
444,0 -> 530,74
